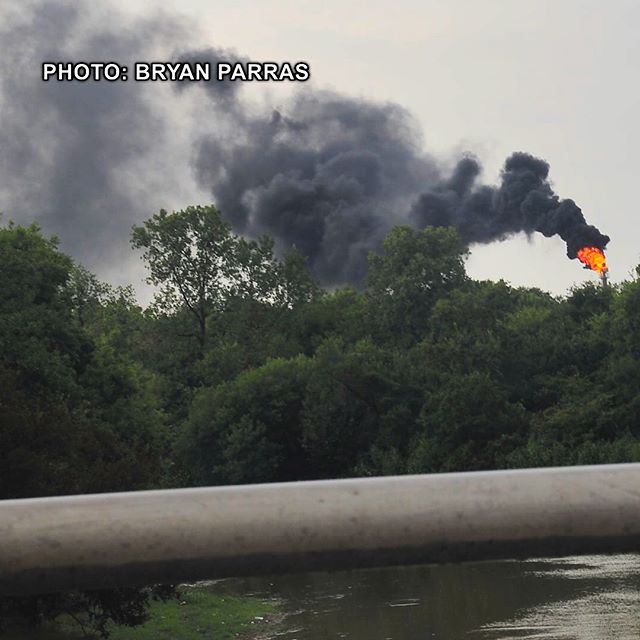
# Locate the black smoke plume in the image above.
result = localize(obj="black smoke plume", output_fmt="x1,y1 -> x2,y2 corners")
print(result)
192,85 -> 609,283
0,1 -> 609,290
410,153 -> 609,260
0,2 -> 218,285
0,3 -> 180,272
193,91 -> 440,285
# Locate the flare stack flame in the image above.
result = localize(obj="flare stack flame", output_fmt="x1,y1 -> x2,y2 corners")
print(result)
577,246 -> 609,285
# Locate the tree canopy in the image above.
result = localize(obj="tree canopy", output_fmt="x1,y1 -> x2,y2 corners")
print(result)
2,208 -> 640,635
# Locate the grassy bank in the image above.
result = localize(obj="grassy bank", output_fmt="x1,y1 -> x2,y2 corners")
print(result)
3,586 -> 281,640
108,587 -> 280,640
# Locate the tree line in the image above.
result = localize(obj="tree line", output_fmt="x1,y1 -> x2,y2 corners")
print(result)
2,205 -> 640,634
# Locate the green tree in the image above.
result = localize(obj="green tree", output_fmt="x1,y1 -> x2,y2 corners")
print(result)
408,371 -> 529,473
0,222 -> 174,637
131,205 -> 237,352
182,356 -> 311,485
132,206 -> 319,359
366,226 -> 468,344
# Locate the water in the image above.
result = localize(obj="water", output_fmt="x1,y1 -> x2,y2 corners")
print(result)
219,554 -> 640,639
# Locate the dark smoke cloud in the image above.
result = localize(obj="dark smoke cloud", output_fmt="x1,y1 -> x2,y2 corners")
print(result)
193,91 -> 441,284
189,74 -> 609,286
0,1 -> 609,291
410,152 -> 609,260
0,1 -> 204,281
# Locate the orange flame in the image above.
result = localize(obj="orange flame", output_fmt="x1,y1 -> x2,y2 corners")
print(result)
577,246 -> 608,275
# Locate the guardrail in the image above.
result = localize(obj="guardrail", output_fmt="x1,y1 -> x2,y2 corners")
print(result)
2,464 -> 640,596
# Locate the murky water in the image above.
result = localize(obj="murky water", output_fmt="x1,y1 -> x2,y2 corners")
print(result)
220,554 -> 640,639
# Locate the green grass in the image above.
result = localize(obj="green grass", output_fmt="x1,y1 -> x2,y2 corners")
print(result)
108,587 -> 278,640
2,587 -> 280,640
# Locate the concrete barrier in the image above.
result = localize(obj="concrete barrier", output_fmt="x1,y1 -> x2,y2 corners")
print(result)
2,464 -> 640,595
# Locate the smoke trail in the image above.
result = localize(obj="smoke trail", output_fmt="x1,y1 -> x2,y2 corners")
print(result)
410,152 -> 609,260
192,84 -> 609,283
193,91 -> 442,285
188,68 -> 608,286
0,1 -> 212,284
0,1 -> 609,290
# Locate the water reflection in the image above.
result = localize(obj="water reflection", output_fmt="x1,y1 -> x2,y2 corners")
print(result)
477,555 -> 640,639
218,554 -> 640,639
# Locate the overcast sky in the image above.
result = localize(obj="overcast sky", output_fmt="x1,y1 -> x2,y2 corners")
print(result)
153,0 -> 639,292
3,0 -> 639,296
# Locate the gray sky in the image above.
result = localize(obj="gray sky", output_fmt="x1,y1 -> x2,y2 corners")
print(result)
143,0 -> 636,293
4,0 -> 639,296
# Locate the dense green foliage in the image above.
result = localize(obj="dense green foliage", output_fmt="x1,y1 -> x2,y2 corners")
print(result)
2,206 -> 640,635
0,223 -> 175,637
